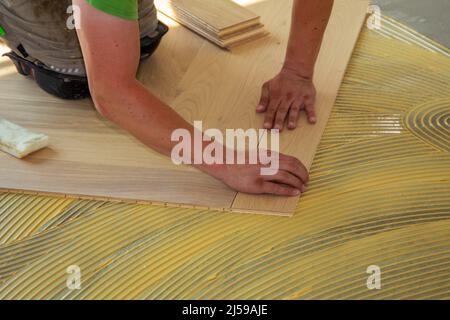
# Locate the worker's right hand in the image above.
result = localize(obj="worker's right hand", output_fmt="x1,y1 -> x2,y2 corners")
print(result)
201,152 -> 309,196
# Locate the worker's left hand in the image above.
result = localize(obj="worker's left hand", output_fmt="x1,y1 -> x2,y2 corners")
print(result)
257,68 -> 317,131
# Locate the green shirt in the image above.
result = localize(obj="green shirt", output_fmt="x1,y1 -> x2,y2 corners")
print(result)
0,0 -> 157,76
86,0 -> 138,20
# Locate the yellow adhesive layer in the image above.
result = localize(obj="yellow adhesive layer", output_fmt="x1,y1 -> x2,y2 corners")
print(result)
0,16 -> 449,299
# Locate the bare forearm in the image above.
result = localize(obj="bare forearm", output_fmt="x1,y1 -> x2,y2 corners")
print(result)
93,80 -> 191,157
284,0 -> 334,78
92,81 -> 226,178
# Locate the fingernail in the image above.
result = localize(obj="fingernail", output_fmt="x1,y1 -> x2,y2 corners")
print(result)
256,105 -> 264,111
264,122 -> 271,128
310,117 -> 317,123
293,189 -> 301,195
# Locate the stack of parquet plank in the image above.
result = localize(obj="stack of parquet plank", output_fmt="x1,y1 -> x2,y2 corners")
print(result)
155,0 -> 268,49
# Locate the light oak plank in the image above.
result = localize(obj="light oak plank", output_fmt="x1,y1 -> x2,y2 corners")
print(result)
155,0 -> 266,48
167,1 -> 290,131
156,0 -> 260,34
137,12 -> 205,105
232,0 -> 370,216
0,155 -> 234,208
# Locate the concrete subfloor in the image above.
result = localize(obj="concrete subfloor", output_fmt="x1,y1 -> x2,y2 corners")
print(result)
372,0 -> 450,48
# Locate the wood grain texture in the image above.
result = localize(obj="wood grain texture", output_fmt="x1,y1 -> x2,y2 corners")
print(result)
155,0 -> 267,48
0,0 -> 368,216
156,0 -> 259,33
232,0 -> 369,216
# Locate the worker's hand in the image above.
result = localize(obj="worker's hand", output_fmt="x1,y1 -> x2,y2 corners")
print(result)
257,68 -> 317,131
212,152 -> 309,196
